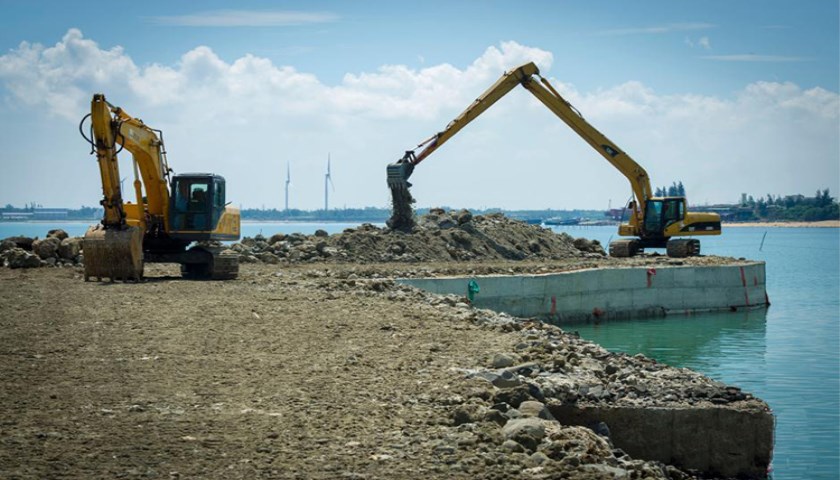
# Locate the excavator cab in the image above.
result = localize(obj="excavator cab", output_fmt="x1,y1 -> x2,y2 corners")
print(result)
170,174 -> 228,238
643,198 -> 685,236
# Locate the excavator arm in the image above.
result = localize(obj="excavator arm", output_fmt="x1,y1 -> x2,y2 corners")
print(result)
387,62 -> 654,237
519,74 -> 653,219
83,93 -> 172,281
386,63 -> 540,230
390,62 -> 540,176
90,94 -> 172,232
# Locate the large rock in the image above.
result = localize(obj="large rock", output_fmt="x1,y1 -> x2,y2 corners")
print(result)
573,237 -> 606,256
5,248 -> 43,268
0,239 -> 15,254
268,233 -> 287,244
492,353 -> 516,368
256,252 -> 280,264
517,400 -> 555,420
58,237 -> 83,260
501,417 -> 547,451
4,236 -> 34,251
32,237 -> 61,259
47,229 -> 69,241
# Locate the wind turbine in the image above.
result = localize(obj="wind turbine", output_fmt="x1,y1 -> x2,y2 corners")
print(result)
284,162 -> 291,212
324,154 -> 334,211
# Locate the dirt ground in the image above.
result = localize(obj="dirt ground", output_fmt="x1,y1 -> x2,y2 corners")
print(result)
0,259 -> 757,479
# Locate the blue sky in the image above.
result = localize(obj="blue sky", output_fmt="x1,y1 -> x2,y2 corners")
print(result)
0,1 -> 837,210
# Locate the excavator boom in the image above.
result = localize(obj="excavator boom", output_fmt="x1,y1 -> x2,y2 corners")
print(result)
386,62 -> 720,256
83,94 -> 148,281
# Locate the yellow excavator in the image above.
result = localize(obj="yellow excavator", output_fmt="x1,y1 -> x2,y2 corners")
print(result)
80,93 -> 241,281
386,62 -> 721,257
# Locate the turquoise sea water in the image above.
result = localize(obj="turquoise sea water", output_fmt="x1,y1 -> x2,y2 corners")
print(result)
0,221 -> 376,240
3,221 -> 838,477
550,225 -> 840,480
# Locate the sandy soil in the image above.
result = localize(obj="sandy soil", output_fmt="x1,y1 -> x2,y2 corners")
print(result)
0,259 -> 759,479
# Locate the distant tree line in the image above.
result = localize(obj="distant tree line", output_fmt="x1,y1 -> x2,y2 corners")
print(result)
738,189 -> 838,221
654,181 -> 686,197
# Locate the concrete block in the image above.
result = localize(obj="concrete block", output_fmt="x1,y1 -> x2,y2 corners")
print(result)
549,403 -> 773,479
397,262 -> 767,322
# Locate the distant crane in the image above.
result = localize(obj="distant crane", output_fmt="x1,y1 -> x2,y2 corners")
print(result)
284,162 -> 291,212
324,154 -> 334,211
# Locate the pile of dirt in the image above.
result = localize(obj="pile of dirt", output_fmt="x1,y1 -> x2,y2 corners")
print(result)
1,211 -> 606,270
232,209 -> 606,265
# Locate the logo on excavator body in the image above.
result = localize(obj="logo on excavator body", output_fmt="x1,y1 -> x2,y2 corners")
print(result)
602,145 -> 619,157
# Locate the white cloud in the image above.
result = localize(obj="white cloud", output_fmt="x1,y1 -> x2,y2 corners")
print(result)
0,29 -> 138,118
0,30 -> 837,211
148,10 -> 339,27
685,36 -> 712,50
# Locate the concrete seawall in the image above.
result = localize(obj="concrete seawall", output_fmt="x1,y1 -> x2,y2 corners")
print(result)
398,261 -> 773,477
399,261 -> 768,323
550,403 -> 774,478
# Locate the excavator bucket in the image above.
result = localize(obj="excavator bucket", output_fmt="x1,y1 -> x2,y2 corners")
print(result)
82,224 -> 143,281
386,162 -> 413,191
386,162 -> 417,232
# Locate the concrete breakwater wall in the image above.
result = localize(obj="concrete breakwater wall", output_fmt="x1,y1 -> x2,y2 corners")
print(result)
398,262 -> 768,322
398,262 -> 773,478
550,403 -> 774,478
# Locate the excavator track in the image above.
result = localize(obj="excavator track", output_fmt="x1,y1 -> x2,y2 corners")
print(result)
609,238 -> 640,258
180,246 -> 239,280
209,249 -> 239,280
82,224 -> 144,282
666,238 -> 700,258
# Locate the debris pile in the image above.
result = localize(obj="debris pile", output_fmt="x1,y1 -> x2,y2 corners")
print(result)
1,211 -> 606,269
1,229 -> 83,269
231,209 -> 606,264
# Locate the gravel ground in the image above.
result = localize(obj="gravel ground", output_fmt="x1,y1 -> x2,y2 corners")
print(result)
0,260 -> 766,479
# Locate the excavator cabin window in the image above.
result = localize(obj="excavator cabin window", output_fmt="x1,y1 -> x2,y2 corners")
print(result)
172,178 -> 211,231
644,198 -> 686,235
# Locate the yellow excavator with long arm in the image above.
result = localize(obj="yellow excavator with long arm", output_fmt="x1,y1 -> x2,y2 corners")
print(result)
80,93 -> 240,280
386,62 -> 721,257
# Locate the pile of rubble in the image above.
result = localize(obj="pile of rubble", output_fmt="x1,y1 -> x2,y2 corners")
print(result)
0,229 -> 82,269
232,209 -> 605,265
1,210 -> 605,269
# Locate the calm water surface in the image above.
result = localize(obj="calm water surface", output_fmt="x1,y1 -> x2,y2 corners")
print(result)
551,225 -> 840,480
0,221 -> 377,240
3,221 -> 838,478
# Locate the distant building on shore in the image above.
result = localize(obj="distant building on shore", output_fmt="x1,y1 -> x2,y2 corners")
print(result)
0,208 -> 69,221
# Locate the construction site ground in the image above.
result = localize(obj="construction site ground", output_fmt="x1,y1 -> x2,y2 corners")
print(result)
0,255 -> 760,480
